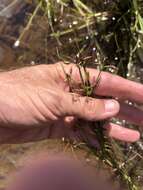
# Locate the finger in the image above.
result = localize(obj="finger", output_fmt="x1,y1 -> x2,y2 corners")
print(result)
64,116 -> 76,127
60,63 -> 143,104
62,93 -> 120,121
104,123 -> 140,142
117,103 -> 143,126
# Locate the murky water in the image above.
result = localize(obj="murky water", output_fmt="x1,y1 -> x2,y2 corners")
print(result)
0,1 -> 143,189
0,0 -> 26,18
0,0 -> 37,70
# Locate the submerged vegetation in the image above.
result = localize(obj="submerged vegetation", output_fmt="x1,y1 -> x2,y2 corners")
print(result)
5,0 -> 143,189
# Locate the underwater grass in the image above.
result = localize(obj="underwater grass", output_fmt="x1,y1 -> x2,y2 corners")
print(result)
15,0 -> 143,189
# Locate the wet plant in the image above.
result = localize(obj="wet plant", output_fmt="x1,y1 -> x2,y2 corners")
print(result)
14,0 -> 143,189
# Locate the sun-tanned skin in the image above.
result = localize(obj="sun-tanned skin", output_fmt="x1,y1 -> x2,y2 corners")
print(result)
0,62 -> 142,144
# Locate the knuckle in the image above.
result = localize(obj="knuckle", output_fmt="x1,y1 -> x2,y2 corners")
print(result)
55,62 -> 64,69
82,97 -> 101,117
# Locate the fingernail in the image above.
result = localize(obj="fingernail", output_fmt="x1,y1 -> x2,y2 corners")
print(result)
105,100 -> 119,113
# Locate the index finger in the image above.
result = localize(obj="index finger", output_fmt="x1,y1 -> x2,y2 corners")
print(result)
60,63 -> 143,104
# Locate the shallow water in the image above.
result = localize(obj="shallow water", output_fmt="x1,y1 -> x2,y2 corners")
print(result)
0,0 -> 25,18
0,1 -> 143,189
0,0 -> 36,70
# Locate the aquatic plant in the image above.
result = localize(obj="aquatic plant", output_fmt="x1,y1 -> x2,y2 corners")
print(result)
15,0 -> 143,189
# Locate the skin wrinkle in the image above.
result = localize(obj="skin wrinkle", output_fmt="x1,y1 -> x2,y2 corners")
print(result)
71,95 -> 95,119
53,94 -> 66,118
26,89 -> 51,124
13,86 -> 42,126
0,101 -> 9,125
38,88 -> 61,121
0,63 -> 142,143
81,98 -> 96,118
0,66 -> 52,87
71,93 -> 81,102
69,94 -> 116,121
83,98 -> 105,120
69,93 -> 83,116
2,87 -> 29,126
18,83 -> 60,126
0,83 -> 50,128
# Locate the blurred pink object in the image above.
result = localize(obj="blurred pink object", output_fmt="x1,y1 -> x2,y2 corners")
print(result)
7,154 -> 113,190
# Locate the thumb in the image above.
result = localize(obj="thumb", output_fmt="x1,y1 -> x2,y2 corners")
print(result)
61,93 -> 120,121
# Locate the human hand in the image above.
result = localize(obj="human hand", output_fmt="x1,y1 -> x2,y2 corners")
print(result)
0,62 -> 142,144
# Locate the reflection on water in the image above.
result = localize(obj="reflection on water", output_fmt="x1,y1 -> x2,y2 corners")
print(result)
0,1 -> 143,189
0,0 -> 35,70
